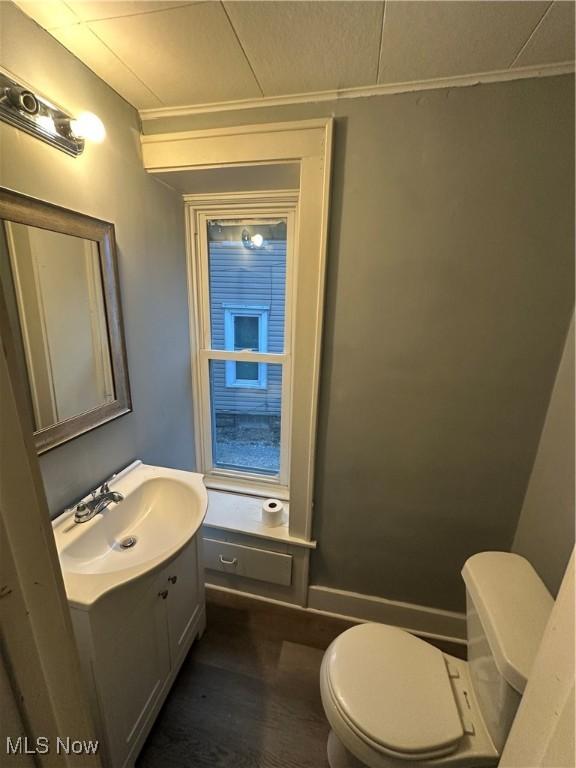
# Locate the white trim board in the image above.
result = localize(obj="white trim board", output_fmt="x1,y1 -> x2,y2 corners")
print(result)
182,190 -> 299,206
158,120 -> 334,543
140,62 -> 574,121
204,583 -> 466,646
308,585 -> 466,645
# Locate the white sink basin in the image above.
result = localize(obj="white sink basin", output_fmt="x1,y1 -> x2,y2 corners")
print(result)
53,461 -> 207,607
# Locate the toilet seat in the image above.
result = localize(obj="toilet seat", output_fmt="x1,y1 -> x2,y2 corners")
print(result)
323,624 -> 464,761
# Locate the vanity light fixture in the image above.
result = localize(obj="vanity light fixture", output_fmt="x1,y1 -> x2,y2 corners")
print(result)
0,71 -> 105,156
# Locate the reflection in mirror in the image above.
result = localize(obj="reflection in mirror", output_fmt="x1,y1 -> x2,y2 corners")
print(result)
0,188 -> 131,454
3,223 -> 115,430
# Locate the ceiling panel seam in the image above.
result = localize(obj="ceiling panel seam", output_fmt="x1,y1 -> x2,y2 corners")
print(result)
375,0 -> 387,83
85,23 -> 165,105
221,1 -> 265,97
59,1 -> 198,28
60,1 -> 81,26
508,0 -> 555,68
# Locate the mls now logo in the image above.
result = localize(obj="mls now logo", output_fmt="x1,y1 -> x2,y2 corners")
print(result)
6,736 -> 99,755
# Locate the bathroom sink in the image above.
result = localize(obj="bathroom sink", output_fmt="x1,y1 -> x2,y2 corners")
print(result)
52,461 -> 207,607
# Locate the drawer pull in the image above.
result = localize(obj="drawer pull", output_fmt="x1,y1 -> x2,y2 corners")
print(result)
219,555 -> 238,566
158,590 -> 168,599
168,576 -> 178,584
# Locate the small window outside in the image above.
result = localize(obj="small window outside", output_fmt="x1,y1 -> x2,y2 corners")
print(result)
224,306 -> 268,388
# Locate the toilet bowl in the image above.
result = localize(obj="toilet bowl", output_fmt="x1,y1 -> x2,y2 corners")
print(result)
320,624 -> 497,768
319,553 -> 554,768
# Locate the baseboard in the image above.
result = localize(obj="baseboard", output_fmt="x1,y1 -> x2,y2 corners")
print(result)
307,585 -> 466,645
206,580 -> 466,647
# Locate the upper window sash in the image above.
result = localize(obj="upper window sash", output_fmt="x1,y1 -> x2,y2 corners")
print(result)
196,209 -> 295,356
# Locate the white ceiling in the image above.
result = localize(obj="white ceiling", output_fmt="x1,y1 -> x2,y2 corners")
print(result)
13,0 -> 576,113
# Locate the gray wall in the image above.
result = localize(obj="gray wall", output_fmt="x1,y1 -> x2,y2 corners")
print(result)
513,316 -> 575,597
144,75 -> 574,611
2,1 -> 570,612
0,4 -> 195,515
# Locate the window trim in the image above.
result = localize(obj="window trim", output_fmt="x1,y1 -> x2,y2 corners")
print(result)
223,305 -> 269,389
148,118 -> 334,541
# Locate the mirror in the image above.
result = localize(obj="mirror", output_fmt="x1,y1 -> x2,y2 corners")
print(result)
0,188 -> 131,453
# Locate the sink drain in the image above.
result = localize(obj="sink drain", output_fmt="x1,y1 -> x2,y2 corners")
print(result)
119,535 -> 137,550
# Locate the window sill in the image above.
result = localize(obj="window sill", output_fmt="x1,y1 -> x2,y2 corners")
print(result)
204,473 -> 290,501
204,489 -> 316,550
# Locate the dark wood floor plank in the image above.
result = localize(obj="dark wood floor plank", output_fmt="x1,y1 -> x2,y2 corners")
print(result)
138,659 -> 329,768
137,597 -> 332,768
205,588 -> 356,649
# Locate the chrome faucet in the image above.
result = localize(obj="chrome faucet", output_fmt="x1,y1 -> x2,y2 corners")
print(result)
74,481 -> 124,524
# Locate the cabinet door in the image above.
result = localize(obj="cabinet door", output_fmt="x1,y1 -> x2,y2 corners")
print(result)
164,540 -> 200,667
92,570 -> 170,767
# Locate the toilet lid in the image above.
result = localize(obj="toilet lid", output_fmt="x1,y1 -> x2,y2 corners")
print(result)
325,624 -> 464,758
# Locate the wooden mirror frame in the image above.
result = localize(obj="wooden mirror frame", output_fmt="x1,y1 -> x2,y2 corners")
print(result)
0,187 -> 132,453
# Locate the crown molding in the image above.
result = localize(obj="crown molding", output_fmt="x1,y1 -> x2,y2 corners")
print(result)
140,62 -> 574,121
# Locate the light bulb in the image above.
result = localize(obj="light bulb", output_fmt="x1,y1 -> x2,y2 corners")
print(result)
71,112 -> 105,143
251,233 -> 264,248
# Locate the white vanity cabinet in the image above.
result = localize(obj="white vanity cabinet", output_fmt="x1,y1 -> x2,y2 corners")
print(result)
70,536 -> 205,768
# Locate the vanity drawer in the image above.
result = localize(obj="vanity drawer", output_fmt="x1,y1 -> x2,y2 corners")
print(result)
203,538 -> 292,587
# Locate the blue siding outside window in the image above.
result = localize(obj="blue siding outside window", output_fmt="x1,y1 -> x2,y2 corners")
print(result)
209,239 -> 285,416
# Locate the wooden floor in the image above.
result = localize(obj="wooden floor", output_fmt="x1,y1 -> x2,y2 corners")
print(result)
137,589 -> 466,767
136,589 -> 355,768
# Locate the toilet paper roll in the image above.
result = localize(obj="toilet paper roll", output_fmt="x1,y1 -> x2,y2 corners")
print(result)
262,498 -> 284,527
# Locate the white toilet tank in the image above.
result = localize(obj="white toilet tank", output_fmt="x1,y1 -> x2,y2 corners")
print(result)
462,552 -> 553,753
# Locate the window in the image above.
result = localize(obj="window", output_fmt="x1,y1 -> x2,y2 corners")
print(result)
223,305 -> 268,388
191,211 -> 292,485
175,117 -> 332,540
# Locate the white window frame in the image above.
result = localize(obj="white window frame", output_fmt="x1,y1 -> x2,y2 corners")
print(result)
223,304 -> 269,389
142,119 -> 333,541
191,205 -> 295,491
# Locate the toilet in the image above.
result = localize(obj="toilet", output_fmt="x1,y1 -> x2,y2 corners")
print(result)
320,552 -> 554,768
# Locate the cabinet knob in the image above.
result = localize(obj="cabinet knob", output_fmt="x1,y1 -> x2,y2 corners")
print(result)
158,590 -> 168,599
219,555 -> 238,566
168,576 -> 177,584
